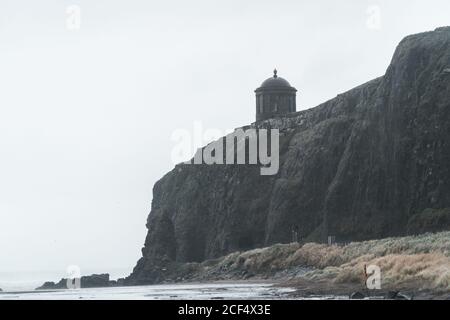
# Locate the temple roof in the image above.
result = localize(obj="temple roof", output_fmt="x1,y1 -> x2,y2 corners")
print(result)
257,69 -> 296,91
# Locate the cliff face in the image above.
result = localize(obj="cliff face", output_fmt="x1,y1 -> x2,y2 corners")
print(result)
127,28 -> 450,284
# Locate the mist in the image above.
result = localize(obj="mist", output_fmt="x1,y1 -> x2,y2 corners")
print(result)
0,0 -> 449,277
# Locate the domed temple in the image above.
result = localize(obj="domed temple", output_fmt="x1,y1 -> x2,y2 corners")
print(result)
255,69 -> 297,121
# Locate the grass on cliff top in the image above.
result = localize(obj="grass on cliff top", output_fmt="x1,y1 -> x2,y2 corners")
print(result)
204,231 -> 450,292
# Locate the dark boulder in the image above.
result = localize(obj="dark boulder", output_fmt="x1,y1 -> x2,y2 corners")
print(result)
349,291 -> 366,299
385,291 -> 413,300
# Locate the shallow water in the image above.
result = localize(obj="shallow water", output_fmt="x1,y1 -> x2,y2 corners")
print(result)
0,282 -> 298,300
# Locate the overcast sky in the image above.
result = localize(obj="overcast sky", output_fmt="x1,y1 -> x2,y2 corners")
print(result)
0,0 -> 449,278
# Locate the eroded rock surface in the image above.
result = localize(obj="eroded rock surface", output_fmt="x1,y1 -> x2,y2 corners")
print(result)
127,27 -> 450,285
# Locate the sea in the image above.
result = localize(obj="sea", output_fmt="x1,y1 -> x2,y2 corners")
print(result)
0,282 -> 299,300
0,269 -> 349,300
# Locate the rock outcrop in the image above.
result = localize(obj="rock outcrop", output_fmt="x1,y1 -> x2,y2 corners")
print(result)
36,274 -> 122,290
127,27 -> 450,285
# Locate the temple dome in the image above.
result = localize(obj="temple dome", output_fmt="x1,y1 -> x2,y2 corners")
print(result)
258,69 -> 294,89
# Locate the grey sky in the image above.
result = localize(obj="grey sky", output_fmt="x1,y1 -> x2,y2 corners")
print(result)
0,0 -> 449,276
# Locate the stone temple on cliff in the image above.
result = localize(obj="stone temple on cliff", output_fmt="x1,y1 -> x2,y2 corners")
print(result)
255,69 -> 297,121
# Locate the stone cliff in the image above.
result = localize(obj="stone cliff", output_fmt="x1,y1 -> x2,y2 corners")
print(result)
127,27 -> 450,284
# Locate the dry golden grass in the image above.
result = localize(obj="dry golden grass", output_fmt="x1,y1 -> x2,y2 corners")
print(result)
206,231 -> 450,292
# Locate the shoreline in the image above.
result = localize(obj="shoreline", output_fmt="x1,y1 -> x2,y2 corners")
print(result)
125,232 -> 450,299
9,232 -> 449,299
1,277 -> 448,300
0,281 -> 295,300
